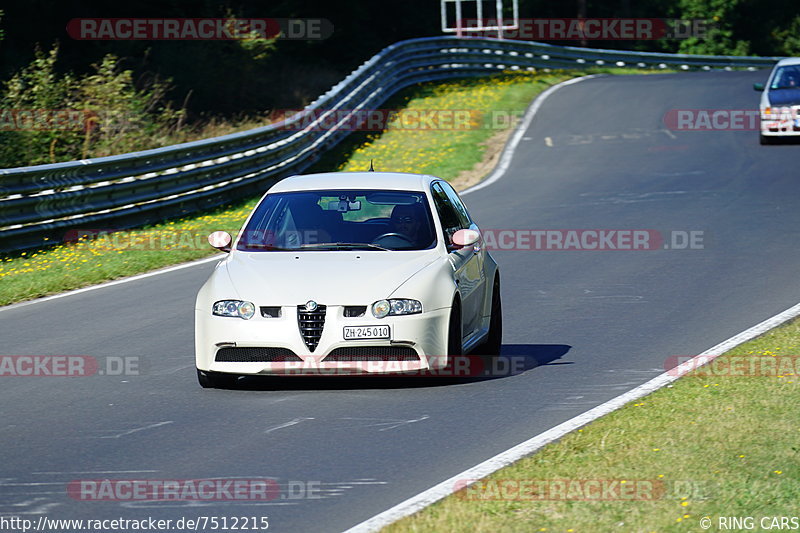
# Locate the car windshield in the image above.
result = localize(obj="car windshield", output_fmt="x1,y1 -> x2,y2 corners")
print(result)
770,66 -> 800,90
237,189 -> 437,251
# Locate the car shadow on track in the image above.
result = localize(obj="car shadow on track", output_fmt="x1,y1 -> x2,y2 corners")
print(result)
227,344 -> 572,391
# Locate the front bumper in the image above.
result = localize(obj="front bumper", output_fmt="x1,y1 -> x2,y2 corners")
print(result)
195,306 -> 451,375
761,107 -> 800,136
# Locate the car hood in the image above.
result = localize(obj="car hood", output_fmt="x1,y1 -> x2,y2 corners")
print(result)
767,88 -> 800,107
222,250 -> 441,305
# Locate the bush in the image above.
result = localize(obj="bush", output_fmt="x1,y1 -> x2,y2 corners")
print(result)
0,43 -> 184,168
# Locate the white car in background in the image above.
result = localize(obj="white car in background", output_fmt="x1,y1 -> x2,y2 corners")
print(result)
195,171 -> 501,388
755,57 -> 800,144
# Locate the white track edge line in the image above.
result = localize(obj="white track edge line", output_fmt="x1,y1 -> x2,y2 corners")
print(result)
343,300 -> 800,533
461,74 -> 601,196
0,254 -> 223,313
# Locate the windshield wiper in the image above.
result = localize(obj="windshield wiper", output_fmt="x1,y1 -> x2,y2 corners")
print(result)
240,243 -> 294,251
299,242 -> 390,251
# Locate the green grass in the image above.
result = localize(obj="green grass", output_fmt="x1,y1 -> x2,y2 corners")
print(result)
324,72 -> 575,177
383,320 -> 800,533
0,67 -> 670,306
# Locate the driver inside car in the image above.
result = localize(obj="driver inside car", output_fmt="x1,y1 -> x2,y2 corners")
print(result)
389,204 -> 425,246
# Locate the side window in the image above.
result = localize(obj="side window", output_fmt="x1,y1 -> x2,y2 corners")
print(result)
438,181 -> 472,228
431,183 -> 462,243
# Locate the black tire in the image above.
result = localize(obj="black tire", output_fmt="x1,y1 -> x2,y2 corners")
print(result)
476,276 -> 502,356
441,299 -> 464,377
447,299 -> 463,357
197,368 -> 239,389
760,134 -> 773,145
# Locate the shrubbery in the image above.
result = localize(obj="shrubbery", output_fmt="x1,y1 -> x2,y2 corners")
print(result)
0,43 -> 183,167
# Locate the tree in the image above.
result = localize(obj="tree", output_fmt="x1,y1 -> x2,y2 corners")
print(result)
675,0 -> 750,55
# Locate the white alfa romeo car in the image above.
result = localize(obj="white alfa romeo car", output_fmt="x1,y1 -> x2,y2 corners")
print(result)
194,171 -> 501,388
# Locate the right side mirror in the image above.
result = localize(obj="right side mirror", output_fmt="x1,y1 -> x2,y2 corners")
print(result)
753,82 -> 765,91
451,228 -> 480,247
208,231 -> 232,252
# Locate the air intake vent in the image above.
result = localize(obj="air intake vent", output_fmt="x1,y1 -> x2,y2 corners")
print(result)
343,306 -> 367,317
324,346 -> 419,361
297,304 -> 326,352
215,347 -> 300,362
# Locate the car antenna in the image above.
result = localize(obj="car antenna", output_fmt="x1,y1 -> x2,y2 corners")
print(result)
368,159 -> 374,172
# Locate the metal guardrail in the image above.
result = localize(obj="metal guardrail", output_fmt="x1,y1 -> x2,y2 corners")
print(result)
0,36 -> 782,252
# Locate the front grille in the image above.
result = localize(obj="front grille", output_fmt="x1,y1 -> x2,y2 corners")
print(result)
215,347 -> 301,362
298,304 -> 326,352
260,306 -> 281,318
323,346 -> 419,361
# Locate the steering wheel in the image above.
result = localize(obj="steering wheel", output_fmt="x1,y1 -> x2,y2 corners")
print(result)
372,232 -> 415,246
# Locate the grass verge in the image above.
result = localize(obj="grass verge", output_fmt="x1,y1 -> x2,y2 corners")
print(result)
0,67 -> 665,306
382,318 -> 800,533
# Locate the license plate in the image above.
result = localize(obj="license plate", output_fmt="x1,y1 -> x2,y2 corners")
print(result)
343,325 -> 390,340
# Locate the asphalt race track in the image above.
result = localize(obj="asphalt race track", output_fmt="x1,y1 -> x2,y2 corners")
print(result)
2,70 -> 799,532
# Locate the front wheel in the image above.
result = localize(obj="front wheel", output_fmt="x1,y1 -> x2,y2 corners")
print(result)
760,134 -> 774,145
476,276 -> 502,356
440,300 -> 464,377
197,368 -> 239,389
447,300 -> 463,357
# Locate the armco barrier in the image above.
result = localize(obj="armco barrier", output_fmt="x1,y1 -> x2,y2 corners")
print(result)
0,36 -> 781,252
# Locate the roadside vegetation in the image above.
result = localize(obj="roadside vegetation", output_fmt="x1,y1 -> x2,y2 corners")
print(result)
384,318 -> 800,532
0,43 -> 275,168
2,0 -> 798,124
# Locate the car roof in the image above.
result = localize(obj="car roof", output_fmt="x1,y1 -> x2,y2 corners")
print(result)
775,58 -> 800,67
268,171 -> 439,193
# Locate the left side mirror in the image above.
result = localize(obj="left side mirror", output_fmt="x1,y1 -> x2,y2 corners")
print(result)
753,82 -> 765,91
451,228 -> 480,247
208,231 -> 232,252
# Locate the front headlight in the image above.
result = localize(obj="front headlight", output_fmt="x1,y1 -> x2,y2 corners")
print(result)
371,299 -> 422,318
213,300 -> 256,320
